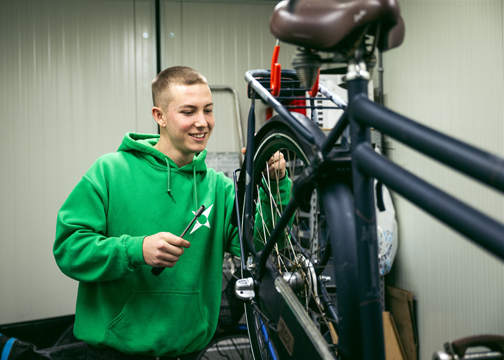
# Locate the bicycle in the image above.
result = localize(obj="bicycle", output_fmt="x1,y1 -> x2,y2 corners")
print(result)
230,1 -> 504,360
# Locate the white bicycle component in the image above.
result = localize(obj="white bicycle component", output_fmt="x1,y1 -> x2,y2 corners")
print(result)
297,254 -> 321,307
375,180 -> 398,276
235,278 -> 255,301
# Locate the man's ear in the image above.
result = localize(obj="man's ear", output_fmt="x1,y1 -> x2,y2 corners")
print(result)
152,107 -> 166,128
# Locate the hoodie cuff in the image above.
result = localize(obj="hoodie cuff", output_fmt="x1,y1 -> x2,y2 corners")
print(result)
125,235 -> 147,268
267,170 -> 291,192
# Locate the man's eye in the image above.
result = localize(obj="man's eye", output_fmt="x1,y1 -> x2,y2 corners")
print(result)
205,109 -> 213,114
183,111 -> 193,115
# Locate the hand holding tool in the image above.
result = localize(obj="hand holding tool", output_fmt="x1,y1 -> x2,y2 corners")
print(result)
151,205 -> 206,276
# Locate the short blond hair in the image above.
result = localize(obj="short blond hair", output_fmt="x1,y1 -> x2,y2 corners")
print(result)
151,66 -> 208,110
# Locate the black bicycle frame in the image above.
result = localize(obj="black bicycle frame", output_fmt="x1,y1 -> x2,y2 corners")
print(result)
242,66 -> 504,360
346,76 -> 386,360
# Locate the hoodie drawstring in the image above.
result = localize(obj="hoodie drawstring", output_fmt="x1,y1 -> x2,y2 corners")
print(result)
165,157 -> 172,197
164,157 -> 198,211
193,165 -> 198,211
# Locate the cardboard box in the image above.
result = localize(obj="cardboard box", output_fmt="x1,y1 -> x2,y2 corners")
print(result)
386,286 -> 419,360
383,311 -> 407,360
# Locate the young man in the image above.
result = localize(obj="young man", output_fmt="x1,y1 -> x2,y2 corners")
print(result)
54,66 -> 291,360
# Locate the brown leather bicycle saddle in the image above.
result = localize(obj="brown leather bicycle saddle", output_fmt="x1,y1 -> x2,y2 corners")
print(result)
270,0 -> 405,53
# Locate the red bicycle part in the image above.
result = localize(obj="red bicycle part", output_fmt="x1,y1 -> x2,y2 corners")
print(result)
310,68 -> 320,98
270,44 -> 281,97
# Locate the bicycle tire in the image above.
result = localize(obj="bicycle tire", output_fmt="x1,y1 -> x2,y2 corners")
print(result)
240,113 -> 358,360
196,331 -> 253,360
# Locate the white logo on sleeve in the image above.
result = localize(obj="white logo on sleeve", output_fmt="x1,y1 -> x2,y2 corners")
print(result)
190,204 -> 214,234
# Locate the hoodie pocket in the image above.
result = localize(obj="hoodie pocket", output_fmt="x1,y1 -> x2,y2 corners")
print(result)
106,291 -> 210,355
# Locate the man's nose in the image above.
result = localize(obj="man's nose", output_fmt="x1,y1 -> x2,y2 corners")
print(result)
193,112 -> 208,127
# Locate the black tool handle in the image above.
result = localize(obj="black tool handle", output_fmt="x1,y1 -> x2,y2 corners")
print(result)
151,205 -> 206,276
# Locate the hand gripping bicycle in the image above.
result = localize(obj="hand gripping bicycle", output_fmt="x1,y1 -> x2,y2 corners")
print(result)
232,1 -> 504,360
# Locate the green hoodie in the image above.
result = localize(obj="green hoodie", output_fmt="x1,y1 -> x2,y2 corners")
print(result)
54,133 -> 291,357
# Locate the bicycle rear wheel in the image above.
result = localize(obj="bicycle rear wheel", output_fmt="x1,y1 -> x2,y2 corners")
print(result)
241,114 -> 345,360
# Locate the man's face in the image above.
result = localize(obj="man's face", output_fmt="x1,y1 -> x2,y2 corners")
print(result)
162,83 -> 214,159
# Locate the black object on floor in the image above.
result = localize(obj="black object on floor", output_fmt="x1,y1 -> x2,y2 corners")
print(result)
0,315 -> 87,360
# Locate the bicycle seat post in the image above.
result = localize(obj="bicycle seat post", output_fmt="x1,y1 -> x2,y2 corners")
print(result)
345,57 -> 387,360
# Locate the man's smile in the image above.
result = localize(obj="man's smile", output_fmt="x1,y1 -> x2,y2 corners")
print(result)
190,132 -> 207,139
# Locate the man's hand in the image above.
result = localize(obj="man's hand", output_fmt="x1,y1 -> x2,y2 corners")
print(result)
241,148 -> 287,181
266,150 -> 286,181
143,232 -> 191,268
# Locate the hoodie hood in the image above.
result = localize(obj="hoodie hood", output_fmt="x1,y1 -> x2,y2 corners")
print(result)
118,132 -> 207,209
117,132 -> 207,172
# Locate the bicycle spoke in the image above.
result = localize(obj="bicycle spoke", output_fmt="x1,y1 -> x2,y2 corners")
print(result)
259,173 -> 298,262
254,195 -> 270,246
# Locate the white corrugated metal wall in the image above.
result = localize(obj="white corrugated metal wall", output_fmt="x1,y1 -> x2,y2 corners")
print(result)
0,0 -> 156,324
0,1 -> 503,359
381,0 -> 504,359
